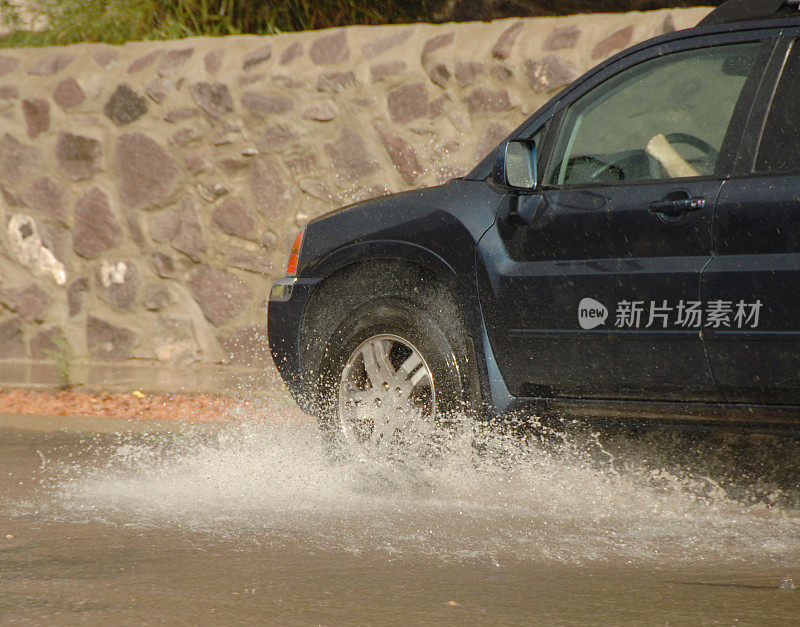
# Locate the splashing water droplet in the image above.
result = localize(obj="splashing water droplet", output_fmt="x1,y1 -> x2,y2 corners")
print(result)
36,408 -> 800,566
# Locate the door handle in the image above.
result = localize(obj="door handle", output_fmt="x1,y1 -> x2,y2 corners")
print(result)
649,192 -> 706,220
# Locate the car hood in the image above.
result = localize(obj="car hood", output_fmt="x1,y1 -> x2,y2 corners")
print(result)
297,178 -> 501,277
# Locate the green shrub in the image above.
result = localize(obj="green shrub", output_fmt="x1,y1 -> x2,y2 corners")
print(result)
0,0 -> 435,47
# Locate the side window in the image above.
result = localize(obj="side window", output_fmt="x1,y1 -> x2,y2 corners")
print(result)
546,42 -> 761,187
755,41 -> 800,174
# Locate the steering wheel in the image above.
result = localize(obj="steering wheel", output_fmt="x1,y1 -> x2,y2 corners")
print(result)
564,155 -> 626,184
648,133 -> 719,178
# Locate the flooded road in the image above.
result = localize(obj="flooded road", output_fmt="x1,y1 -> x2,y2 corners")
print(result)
2,411 -> 800,624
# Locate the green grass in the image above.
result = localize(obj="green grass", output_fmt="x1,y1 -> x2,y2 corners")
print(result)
0,0 -> 435,47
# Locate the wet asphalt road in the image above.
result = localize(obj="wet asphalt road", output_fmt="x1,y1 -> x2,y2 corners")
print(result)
2,414 -> 800,625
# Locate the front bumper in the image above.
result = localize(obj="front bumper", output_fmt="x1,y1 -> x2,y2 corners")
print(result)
267,276 -> 321,410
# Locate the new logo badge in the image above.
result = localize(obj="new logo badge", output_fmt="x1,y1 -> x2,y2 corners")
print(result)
578,298 -> 608,330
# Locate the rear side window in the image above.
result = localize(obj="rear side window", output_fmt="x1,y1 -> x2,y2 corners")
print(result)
755,41 -> 800,174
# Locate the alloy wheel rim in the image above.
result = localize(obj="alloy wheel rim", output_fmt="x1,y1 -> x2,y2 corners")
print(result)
338,333 -> 436,450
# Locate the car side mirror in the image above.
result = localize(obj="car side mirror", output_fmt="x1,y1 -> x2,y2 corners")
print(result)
492,139 -> 537,192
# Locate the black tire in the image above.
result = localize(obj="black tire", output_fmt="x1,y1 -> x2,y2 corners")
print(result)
309,274 -> 474,455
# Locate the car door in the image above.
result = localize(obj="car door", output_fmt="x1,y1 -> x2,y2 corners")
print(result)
478,34 -> 773,401
703,36 -> 800,406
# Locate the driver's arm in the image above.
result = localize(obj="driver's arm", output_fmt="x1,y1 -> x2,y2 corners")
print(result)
646,133 -> 699,179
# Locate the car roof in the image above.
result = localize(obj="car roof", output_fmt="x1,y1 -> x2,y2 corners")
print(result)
699,0 -> 800,27
465,0 -> 800,181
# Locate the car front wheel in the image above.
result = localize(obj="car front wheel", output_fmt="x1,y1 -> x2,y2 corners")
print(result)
316,294 -> 471,457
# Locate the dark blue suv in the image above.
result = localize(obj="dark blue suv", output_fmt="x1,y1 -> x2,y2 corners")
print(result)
269,0 -> 800,447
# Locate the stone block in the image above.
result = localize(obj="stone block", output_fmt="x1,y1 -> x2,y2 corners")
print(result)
316,71 -> 357,93
0,318 -> 25,358
6,214 -> 66,286
204,50 -> 223,74
279,42 -> 303,65
525,56 -> 578,94
158,47 -> 194,76
301,99 -> 337,121
543,25 -> 581,51
251,156 -> 291,218
27,53 -> 73,76
67,277 -> 88,316
362,30 -> 412,59
92,49 -> 119,69
466,87 -> 512,114
421,33 -> 454,58
492,22 -> 524,59
387,82 -> 428,123
169,127 -> 201,147
191,82 -> 234,118
21,177 -> 67,222
149,197 -> 205,260
148,252 -> 175,279
0,133 -> 42,182
455,61 -> 484,86
87,316 -> 134,362
22,99 -> 50,139
241,92 -> 293,117
145,77 -> 175,104
184,147 -> 212,175
96,259 -> 138,311
243,45 -> 271,70
30,326 -> 65,360
142,283 -> 174,311
0,284 -> 50,321
116,132 -> 180,211
104,84 -> 148,126
218,158 -> 249,176
56,131 -> 100,181
187,266 -> 251,326
324,127 -> 378,180
127,50 -> 161,74
371,61 -> 406,83
72,187 -> 120,259
310,31 -> 349,65
212,198 -> 256,240
592,25 -> 635,60
378,132 -> 422,185
428,63 -> 451,88
164,107 -> 198,124
53,78 -> 85,110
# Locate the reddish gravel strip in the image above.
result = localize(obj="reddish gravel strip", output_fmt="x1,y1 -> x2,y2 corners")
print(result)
0,389 -> 288,423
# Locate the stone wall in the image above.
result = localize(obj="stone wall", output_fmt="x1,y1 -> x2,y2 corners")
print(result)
0,8 -> 709,368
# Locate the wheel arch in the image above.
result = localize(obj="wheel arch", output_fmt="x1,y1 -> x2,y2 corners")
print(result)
302,239 -> 458,285
298,248 -> 481,413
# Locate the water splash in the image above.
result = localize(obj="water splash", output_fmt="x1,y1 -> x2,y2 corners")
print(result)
44,408 -> 800,566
